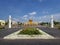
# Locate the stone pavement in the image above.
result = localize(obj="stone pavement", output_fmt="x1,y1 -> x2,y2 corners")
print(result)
0,28 -> 20,38
0,27 -> 60,45
0,26 -> 60,39
38,26 -> 60,38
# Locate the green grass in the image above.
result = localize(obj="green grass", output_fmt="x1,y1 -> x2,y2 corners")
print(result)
18,28 -> 42,35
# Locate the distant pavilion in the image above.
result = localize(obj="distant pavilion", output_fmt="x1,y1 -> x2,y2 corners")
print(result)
24,19 -> 38,26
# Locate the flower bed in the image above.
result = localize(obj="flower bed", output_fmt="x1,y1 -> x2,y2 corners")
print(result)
18,28 -> 42,35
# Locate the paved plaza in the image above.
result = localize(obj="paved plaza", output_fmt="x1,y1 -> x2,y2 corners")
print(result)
0,28 -> 21,38
38,27 -> 60,38
0,26 -> 60,45
0,26 -> 60,39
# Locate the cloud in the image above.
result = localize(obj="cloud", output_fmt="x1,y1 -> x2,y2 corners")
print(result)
42,11 -> 49,14
29,12 -> 37,16
52,13 -> 60,22
12,18 -> 20,22
23,15 -> 28,18
38,13 -> 60,22
23,15 -> 28,20
39,0 -> 47,2
38,0 -> 45,2
39,0 -> 43,2
21,12 -> 60,22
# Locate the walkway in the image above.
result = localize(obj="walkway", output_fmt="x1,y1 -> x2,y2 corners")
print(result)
0,26 -> 60,39
38,26 -> 60,38
0,28 -> 20,38
0,27 -> 60,45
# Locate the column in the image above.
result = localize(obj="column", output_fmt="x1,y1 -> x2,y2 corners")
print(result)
51,15 -> 54,28
9,15 -> 11,28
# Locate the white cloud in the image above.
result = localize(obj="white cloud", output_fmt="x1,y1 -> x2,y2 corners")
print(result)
13,18 -> 20,22
43,16 -> 47,18
39,0 -> 43,2
39,0 -> 44,2
19,13 -> 60,22
23,15 -> 28,18
42,11 -> 49,14
38,13 -> 60,22
52,13 -> 60,22
29,12 -> 37,16
23,15 -> 28,21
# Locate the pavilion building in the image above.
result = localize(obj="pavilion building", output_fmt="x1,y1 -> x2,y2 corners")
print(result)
24,19 -> 38,26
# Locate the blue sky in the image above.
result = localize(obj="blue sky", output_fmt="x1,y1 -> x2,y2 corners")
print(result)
0,0 -> 60,22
